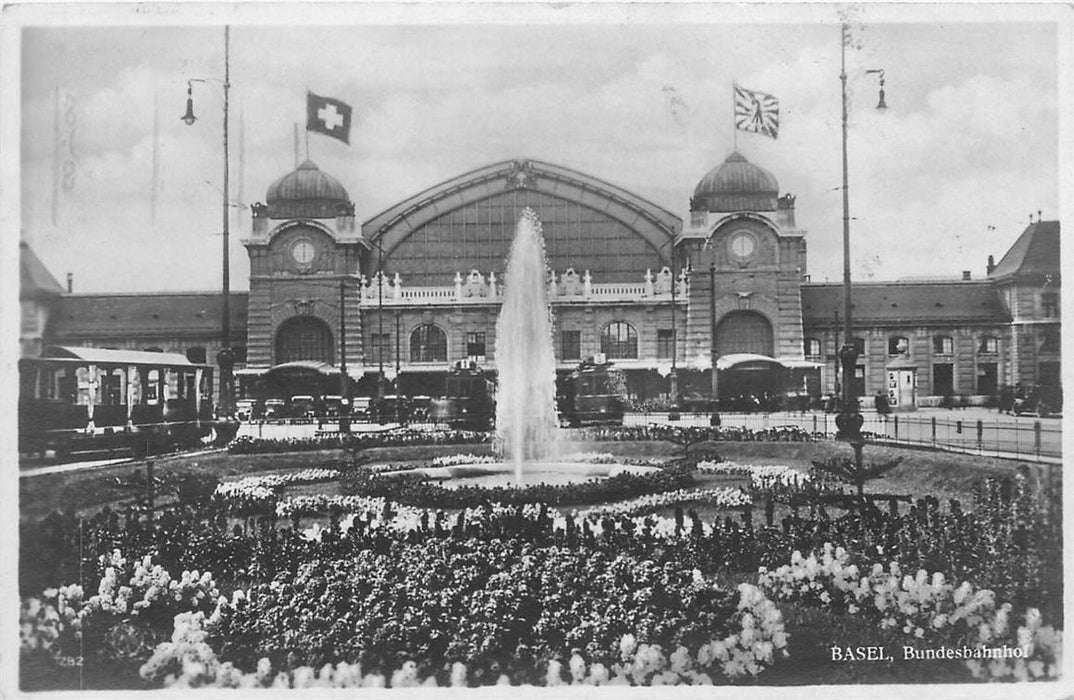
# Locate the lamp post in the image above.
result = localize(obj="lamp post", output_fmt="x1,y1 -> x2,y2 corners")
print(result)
835,20 -> 887,466
182,25 -> 236,430
338,279 -> 351,432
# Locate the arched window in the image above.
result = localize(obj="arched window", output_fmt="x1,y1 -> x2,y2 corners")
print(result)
600,322 -> 638,359
410,324 -> 447,363
275,316 -> 335,364
715,311 -> 773,357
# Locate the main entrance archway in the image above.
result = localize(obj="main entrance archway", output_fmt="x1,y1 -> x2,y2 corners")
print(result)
275,316 -> 335,365
715,311 -> 774,357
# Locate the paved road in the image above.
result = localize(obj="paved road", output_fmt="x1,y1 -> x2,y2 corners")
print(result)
28,408 -> 1059,478
622,408 -> 1063,463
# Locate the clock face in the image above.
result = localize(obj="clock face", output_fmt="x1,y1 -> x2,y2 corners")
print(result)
729,232 -> 756,260
291,239 -> 316,264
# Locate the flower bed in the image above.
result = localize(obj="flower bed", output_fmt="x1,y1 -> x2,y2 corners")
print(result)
212,468 -> 341,513
225,424 -> 819,456
757,543 -> 1063,681
227,429 -> 491,455
338,468 -> 695,509
696,462 -> 810,488
155,541 -> 783,687
576,487 -> 751,518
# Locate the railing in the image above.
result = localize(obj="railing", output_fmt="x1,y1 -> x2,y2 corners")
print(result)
243,409 -> 1062,464
620,411 -> 1063,463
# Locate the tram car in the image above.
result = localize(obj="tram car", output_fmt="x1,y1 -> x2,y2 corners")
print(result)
19,346 -> 215,460
429,360 -> 496,430
558,354 -> 626,427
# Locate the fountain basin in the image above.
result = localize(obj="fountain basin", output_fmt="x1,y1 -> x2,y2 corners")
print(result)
378,462 -> 662,489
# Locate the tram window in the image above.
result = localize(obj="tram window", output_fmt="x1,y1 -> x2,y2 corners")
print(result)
165,368 -> 180,400
146,369 -> 160,403
105,369 -> 126,405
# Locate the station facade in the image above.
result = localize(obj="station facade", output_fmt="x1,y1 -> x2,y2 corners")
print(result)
24,152 -> 1061,410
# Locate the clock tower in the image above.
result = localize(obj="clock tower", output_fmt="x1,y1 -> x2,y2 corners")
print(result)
679,151 -> 808,399
242,160 -> 364,393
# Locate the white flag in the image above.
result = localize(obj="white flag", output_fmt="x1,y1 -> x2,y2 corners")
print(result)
734,84 -> 779,139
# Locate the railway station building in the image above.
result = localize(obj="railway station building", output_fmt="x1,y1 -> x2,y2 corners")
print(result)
22,152 -> 1062,411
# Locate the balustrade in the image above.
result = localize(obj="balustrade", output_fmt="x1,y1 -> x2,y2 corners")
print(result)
356,267 -> 689,306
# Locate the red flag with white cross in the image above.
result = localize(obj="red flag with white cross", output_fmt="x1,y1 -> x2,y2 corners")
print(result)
306,91 -> 352,144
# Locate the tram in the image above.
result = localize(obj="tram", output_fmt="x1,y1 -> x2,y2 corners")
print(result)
18,346 -> 216,460
429,360 -> 496,430
558,355 -> 626,427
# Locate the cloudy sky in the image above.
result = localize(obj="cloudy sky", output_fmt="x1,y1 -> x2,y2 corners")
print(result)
11,2 -> 1071,293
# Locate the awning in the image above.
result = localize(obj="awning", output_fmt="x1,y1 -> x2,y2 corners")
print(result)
716,353 -> 783,371
43,345 -> 196,367
779,358 -> 825,370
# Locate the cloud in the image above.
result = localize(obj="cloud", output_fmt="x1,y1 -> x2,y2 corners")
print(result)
18,20 -> 1061,294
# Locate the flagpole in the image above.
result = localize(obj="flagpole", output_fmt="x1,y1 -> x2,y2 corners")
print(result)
51,87 -> 60,226
732,82 -> 738,151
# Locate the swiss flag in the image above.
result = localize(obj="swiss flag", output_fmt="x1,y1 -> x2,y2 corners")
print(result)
307,91 -> 352,144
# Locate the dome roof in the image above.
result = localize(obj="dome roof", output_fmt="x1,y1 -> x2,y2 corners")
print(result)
266,160 -> 350,205
692,151 -> 779,212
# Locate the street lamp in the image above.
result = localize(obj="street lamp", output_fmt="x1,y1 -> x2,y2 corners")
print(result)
835,20 -> 887,466
182,25 -> 236,434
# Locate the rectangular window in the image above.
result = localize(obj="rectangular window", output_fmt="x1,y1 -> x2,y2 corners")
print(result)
1041,292 -> 1059,318
466,331 -> 486,359
370,333 -> 391,365
852,337 -> 866,355
887,336 -> 909,355
561,330 -> 581,361
978,336 -> 998,354
803,338 -> 821,357
1039,327 -> 1060,354
657,329 -> 675,360
933,336 -> 954,355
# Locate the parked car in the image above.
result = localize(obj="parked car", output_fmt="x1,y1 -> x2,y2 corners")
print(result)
679,392 -> 717,412
322,395 -> 348,418
264,398 -> 286,419
290,395 -> 317,419
373,395 -> 411,423
235,399 -> 257,422
350,397 -> 372,418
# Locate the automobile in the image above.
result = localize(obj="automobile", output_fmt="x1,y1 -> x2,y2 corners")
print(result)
678,392 -> 717,412
322,395 -> 348,418
264,398 -> 287,419
290,395 -> 317,419
373,395 -> 411,423
235,399 -> 257,422
350,396 -> 372,418
409,395 -> 432,421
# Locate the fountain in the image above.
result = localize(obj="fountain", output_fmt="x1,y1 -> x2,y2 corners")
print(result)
379,209 -> 660,488
494,208 -> 562,482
